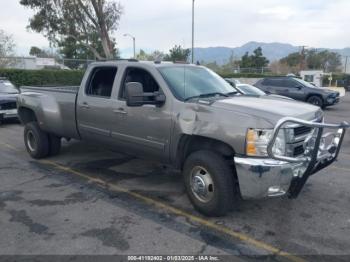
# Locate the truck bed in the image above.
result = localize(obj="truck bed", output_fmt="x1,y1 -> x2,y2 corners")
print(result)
20,86 -> 79,94
18,85 -> 80,139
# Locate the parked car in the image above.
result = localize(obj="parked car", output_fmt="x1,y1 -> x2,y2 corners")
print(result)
0,78 -> 19,124
17,61 -> 349,216
224,78 -> 241,87
225,79 -> 293,100
254,77 -> 340,108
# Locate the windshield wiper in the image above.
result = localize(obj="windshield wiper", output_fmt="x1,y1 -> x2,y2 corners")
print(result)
226,91 -> 239,96
185,92 -> 229,101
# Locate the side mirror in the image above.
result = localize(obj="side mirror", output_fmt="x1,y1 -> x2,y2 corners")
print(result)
125,82 -> 144,107
125,82 -> 166,107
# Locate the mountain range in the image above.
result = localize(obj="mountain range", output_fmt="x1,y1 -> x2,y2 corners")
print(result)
193,41 -> 350,65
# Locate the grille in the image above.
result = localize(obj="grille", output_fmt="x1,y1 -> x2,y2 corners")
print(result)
293,145 -> 305,156
0,102 -> 17,110
294,126 -> 312,136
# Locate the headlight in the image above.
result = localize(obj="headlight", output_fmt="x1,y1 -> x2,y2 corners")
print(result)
246,128 -> 286,157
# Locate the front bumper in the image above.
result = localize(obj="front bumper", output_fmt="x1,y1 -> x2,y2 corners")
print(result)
0,109 -> 18,119
234,157 -> 305,199
235,117 -> 349,200
325,96 -> 340,106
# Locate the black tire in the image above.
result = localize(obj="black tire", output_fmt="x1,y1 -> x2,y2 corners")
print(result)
24,122 -> 49,159
183,150 -> 238,216
48,134 -> 61,156
307,95 -> 324,108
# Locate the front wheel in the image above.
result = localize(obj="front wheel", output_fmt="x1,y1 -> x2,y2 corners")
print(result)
24,122 -> 49,159
183,150 -> 238,216
307,95 -> 324,108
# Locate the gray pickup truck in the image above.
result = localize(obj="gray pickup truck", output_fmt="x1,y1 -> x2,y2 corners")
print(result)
17,60 -> 349,216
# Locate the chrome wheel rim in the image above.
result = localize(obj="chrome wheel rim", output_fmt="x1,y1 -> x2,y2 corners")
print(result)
26,130 -> 36,152
190,166 -> 214,203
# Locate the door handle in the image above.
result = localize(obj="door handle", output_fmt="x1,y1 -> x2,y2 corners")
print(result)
113,108 -> 127,114
80,102 -> 90,109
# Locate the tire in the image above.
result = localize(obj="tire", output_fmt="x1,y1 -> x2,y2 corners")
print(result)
183,150 -> 238,216
307,95 -> 324,108
48,134 -> 61,156
24,122 -> 49,159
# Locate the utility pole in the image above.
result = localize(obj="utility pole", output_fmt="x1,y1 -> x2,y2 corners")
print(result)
299,46 -> 307,71
345,56 -> 349,73
191,0 -> 195,64
123,33 -> 136,59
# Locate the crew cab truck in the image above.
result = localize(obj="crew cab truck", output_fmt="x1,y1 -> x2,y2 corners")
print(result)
17,61 -> 349,216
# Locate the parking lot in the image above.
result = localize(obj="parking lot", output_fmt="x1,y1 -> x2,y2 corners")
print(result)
0,94 -> 350,261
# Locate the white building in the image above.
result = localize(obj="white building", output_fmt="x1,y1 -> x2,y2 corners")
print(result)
299,70 -> 325,87
3,57 -> 69,70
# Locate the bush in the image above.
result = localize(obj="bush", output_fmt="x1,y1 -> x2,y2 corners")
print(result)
0,69 -> 84,87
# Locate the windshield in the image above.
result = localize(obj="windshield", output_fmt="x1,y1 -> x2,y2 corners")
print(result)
237,84 -> 266,96
158,66 -> 235,100
293,78 -> 317,88
0,80 -> 18,94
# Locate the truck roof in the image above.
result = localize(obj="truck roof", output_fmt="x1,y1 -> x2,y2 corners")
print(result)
90,60 -> 198,68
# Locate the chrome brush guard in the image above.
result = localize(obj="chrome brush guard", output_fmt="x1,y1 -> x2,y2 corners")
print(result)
267,117 -> 349,198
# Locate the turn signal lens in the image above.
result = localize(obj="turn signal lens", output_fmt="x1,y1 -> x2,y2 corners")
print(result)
246,129 -> 257,155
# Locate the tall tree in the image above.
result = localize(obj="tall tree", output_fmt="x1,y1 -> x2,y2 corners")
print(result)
280,49 -> 342,72
239,52 -> 252,68
306,50 -> 342,72
250,47 -> 269,68
280,52 -> 301,67
0,29 -> 16,67
29,46 -> 53,58
164,45 -> 190,62
20,0 -> 123,59
239,47 -> 269,68
136,49 -> 165,61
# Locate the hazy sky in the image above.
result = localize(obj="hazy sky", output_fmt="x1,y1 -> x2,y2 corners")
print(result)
0,0 -> 349,57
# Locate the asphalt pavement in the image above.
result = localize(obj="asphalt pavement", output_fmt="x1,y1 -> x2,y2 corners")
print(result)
0,94 -> 350,261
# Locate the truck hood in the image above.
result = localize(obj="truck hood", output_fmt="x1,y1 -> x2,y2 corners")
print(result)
0,93 -> 18,103
211,96 -> 322,125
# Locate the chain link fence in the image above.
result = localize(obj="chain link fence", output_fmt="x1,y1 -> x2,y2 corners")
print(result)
232,67 -> 272,74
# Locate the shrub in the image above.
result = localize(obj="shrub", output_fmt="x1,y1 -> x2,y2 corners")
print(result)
0,69 -> 84,87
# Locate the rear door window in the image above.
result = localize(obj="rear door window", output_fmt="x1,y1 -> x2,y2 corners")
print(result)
86,67 -> 118,98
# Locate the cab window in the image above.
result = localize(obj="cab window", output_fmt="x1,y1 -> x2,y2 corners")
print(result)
86,67 -> 118,98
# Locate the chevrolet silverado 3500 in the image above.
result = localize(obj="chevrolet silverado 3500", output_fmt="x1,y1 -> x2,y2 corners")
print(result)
17,61 -> 349,216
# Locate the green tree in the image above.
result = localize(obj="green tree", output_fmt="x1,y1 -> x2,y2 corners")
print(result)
280,52 -> 302,67
136,49 -> 165,61
164,45 -> 190,62
20,0 -> 123,60
239,47 -> 269,68
280,49 -> 342,73
29,46 -> 53,58
239,52 -> 252,68
307,50 -> 341,72
251,47 -> 269,68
